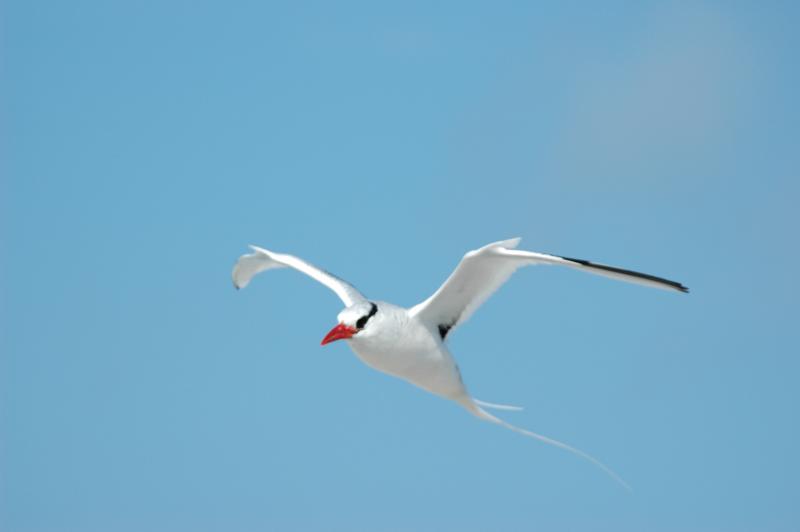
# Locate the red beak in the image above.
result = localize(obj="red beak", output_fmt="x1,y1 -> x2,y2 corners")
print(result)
321,323 -> 357,345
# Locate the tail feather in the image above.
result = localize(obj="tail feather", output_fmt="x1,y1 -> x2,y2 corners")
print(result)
474,399 -> 524,412
461,398 -> 631,491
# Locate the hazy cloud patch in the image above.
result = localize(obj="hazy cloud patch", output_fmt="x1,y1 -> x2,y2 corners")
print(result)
551,4 -> 759,189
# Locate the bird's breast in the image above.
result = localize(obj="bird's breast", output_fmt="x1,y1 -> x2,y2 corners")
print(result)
348,321 -> 465,399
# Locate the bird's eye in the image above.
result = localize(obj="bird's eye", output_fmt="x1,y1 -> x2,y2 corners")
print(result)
355,302 -> 378,330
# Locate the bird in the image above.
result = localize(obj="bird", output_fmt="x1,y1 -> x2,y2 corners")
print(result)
232,238 -> 687,489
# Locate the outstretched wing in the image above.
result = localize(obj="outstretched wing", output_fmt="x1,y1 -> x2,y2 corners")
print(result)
410,238 -> 687,339
232,245 -> 366,307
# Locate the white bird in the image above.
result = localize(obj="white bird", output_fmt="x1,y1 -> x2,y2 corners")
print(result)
232,238 -> 687,489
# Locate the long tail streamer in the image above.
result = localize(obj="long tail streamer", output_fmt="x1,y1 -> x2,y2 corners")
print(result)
474,399 -> 524,411
464,399 -> 631,491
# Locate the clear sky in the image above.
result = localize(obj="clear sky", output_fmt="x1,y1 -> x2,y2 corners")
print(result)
3,1 -> 799,531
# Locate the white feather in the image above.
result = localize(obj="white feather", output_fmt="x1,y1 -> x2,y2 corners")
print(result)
232,245 -> 365,306
410,238 -> 686,336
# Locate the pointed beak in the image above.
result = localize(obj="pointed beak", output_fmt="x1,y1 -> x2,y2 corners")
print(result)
321,323 -> 357,346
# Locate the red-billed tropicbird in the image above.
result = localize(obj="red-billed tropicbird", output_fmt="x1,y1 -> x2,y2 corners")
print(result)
232,238 -> 687,489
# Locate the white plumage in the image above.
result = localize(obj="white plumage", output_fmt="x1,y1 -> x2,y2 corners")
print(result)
232,238 -> 687,489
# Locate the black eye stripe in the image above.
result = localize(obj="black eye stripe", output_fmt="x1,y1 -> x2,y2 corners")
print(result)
356,302 -> 378,330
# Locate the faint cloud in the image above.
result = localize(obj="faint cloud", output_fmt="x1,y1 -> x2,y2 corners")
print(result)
551,4 -> 759,188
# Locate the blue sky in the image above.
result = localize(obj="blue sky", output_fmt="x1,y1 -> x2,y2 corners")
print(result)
3,1 -> 799,531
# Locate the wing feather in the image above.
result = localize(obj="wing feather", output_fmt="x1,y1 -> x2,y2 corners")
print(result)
232,245 -> 365,307
410,238 -> 687,336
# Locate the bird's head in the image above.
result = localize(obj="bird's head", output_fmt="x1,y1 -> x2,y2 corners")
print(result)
321,301 -> 378,345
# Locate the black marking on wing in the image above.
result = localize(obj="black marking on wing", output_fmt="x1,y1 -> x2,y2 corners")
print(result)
438,323 -> 454,340
560,256 -> 689,293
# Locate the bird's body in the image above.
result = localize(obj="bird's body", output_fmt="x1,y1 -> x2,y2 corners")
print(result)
232,238 -> 687,489
345,301 -> 467,400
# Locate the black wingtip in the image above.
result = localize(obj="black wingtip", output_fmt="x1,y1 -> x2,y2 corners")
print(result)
561,256 -> 689,294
